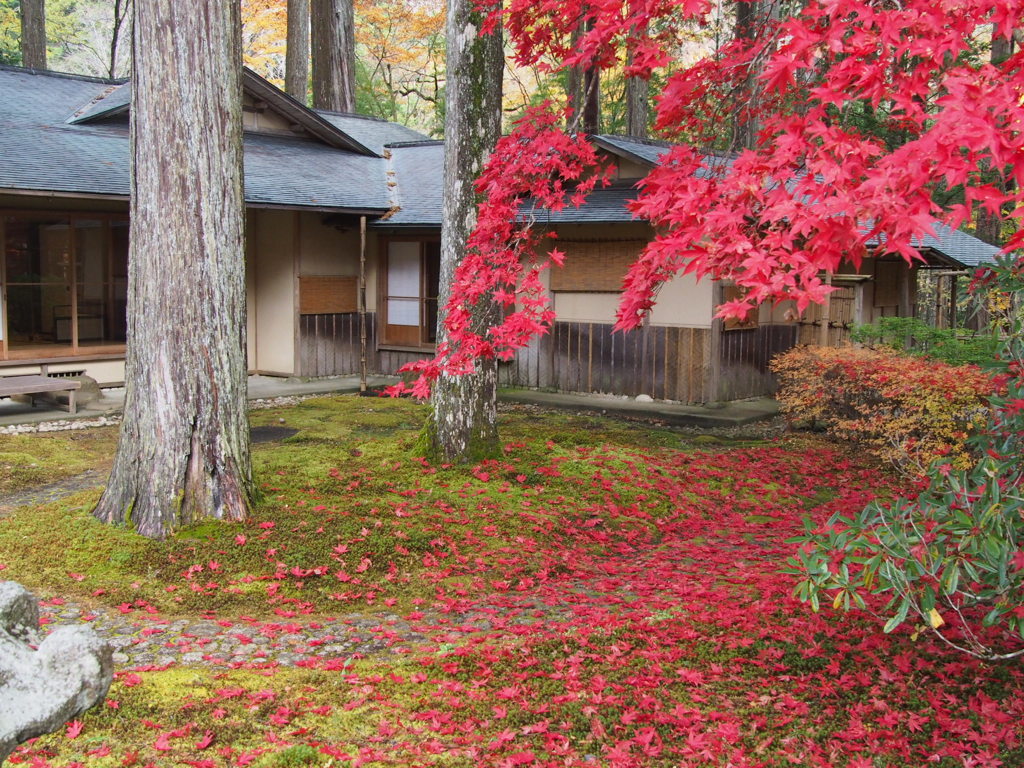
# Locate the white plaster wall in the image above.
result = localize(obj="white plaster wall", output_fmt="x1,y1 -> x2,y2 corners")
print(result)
552,292 -> 621,324
649,274 -> 714,328
364,232 -> 379,313
553,274 -> 713,328
542,222 -> 717,328
241,95 -> 294,134
245,214 -> 257,369
299,214 -> 361,276
615,158 -> 650,180
1,359 -> 125,386
252,210 -> 296,374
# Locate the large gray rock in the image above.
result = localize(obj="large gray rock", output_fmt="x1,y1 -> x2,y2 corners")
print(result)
0,582 -> 113,764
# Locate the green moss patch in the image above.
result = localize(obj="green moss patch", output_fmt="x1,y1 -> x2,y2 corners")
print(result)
0,427 -> 117,496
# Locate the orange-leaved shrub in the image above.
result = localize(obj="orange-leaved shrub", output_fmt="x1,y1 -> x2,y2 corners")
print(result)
770,346 -> 994,470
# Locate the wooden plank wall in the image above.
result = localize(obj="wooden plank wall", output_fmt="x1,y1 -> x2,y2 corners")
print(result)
795,286 -> 856,347
298,311 -> 440,378
301,315 -> 797,403
298,312 -> 376,377
500,321 -> 716,404
717,324 -> 799,401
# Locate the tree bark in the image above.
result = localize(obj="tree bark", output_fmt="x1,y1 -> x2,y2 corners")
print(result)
107,0 -> 131,79
93,0 -> 253,540
976,25 -> 1014,246
732,0 -> 761,151
565,22 -> 600,134
428,0 -> 503,463
311,0 -> 356,112
19,0 -> 46,69
625,52 -> 648,138
286,0 -> 310,102
582,65 -> 600,134
565,27 -> 583,130
576,19 -> 600,134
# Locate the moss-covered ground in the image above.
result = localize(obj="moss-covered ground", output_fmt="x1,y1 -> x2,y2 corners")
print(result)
0,427 -> 116,495
2,396 -> 1022,767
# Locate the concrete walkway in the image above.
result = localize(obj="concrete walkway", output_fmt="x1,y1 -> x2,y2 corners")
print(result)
0,374 -> 778,429
500,389 -> 778,428
0,374 -> 395,428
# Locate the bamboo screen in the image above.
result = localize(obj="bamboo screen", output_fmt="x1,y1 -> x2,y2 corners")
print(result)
549,240 -> 645,292
299,276 -> 358,315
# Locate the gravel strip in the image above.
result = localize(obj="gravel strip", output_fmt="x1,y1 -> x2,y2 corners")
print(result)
0,394 -> 324,435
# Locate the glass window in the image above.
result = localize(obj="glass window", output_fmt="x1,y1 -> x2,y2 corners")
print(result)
382,240 -> 441,347
2,214 -> 128,358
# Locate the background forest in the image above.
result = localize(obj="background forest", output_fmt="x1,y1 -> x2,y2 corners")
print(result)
0,0 -> 724,137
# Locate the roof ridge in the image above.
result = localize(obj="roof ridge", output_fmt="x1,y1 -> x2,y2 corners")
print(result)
314,109 -> 393,123
598,134 -> 674,148
0,64 -> 124,85
386,140 -> 444,148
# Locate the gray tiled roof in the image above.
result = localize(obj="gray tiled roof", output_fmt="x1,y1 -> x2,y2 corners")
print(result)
0,68 -> 131,196
520,186 -> 641,224
244,133 -> 391,210
0,66 -> 1002,266
0,66 -> 393,212
376,145 -> 646,228
593,135 -> 673,166
869,224 -> 1000,268
317,112 -> 432,157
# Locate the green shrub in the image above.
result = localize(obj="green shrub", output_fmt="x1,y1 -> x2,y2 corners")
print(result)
786,255 -> 1024,660
770,345 -> 993,471
850,316 -> 1000,366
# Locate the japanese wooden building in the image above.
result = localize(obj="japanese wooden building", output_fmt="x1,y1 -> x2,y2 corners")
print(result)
0,66 -> 1000,403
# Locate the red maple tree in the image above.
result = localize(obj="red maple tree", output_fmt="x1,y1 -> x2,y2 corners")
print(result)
395,0 -> 1023,395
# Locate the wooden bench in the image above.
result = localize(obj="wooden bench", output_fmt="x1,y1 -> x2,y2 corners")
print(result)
0,375 -> 81,414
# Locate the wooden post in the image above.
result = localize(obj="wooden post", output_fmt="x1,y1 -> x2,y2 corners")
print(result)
898,262 -> 912,317
708,282 -> 724,402
819,274 -> 833,347
359,215 -> 367,392
949,274 -> 958,329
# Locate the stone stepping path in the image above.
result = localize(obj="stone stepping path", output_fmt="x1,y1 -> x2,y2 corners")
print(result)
39,600 -> 434,669
0,470 -> 106,517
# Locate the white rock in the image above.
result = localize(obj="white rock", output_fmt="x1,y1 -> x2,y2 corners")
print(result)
0,582 -> 113,764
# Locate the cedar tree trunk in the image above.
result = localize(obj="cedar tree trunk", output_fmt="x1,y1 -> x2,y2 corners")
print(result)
286,0 -> 310,102
93,0 -> 253,540
625,51 -> 648,138
732,0 -> 759,151
582,66 -> 600,134
427,0 -> 503,463
19,0 -> 45,69
311,0 -> 356,111
565,26 -> 583,130
976,25 -> 1014,246
566,20 -> 599,133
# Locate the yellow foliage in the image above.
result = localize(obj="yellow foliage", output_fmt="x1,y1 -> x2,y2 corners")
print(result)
771,345 -> 994,471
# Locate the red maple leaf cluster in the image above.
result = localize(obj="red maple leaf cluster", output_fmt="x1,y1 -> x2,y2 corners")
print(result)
402,0 -> 1024,394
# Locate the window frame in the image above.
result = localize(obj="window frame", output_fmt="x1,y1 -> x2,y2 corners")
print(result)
378,236 -> 441,350
1,210 -> 129,363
